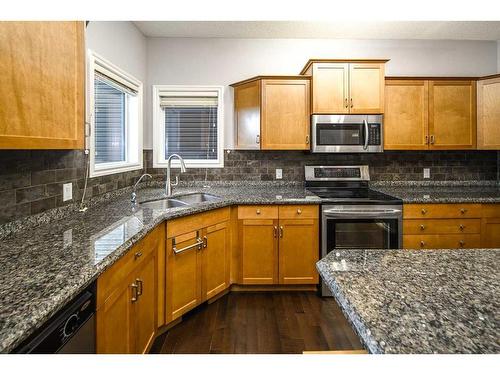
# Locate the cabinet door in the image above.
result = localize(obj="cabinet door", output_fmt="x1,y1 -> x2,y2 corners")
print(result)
384,80 -> 429,150
429,80 -> 476,149
481,217 -> 500,248
202,221 -> 230,300
261,79 -> 310,150
311,63 -> 349,114
96,278 -> 134,354
278,219 -> 319,285
134,250 -> 157,354
240,219 -> 278,284
477,77 -> 500,150
234,80 -> 261,149
166,230 -> 202,323
0,21 -> 84,149
349,63 -> 385,114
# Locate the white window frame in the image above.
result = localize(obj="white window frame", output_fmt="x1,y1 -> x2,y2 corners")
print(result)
152,85 -> 224,169
87,50 -> 143,178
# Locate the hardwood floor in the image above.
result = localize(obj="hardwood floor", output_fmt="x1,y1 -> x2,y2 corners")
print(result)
150,292 -> 363,354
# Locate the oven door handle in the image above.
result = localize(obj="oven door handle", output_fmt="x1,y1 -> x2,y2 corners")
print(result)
323,209 -> 402,218
363,119 -> 369,150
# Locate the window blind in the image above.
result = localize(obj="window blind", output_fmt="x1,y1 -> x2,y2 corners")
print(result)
94,74 -> 130,164
162,96 -> 218,160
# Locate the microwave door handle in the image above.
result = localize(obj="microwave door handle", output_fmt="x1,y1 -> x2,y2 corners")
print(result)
363,119 -> 369,150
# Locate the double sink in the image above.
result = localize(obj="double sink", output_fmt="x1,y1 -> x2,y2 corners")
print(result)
139,193 -> 221,210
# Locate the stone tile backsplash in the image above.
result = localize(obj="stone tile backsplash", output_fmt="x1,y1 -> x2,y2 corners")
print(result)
0,149 -> 497,224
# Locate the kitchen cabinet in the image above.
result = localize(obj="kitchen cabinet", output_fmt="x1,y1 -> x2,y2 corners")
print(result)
403,203 -> 500,249
231,76 -> 310,150
477,76 -> 500,149
384,80 -> 429,150
301,59 -> 387,114
0,21 -> 85,149
385,78 -> 476,150
429,80 -> 476,149
165,208 -> 230,323
96,224 -> 163,354
238,205 -> 319,285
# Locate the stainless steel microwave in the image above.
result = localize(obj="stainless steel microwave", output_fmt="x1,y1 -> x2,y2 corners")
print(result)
311,114 -> 383,153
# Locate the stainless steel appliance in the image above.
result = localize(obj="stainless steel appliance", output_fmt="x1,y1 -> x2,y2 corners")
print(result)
311,114 -> 383,153
15,281 -> 96,353
305,166 -> 402,296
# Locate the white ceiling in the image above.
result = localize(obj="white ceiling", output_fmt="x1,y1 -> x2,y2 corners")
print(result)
133,21 -> 500,40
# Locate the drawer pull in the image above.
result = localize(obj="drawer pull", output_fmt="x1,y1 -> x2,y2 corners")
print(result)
420,241 -> 425,248
256,209 -> 261,215
459,224 -> 465,231
131,283 -> 139,302
420,224 -> 425,231
134,251 -> 142,259
297,208 -> 302,215
460,208 -> 467,214
421,209 -> 427,215
459,240 -> 465,247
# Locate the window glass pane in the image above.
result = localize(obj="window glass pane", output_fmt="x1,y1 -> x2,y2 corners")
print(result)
164,104 -> 218,160
94,76 -> 126,164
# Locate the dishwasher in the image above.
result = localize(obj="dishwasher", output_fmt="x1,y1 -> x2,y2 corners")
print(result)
14,281 -> 96,354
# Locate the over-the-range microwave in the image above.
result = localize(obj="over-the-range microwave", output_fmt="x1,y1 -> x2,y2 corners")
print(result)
311,114 -> 383,153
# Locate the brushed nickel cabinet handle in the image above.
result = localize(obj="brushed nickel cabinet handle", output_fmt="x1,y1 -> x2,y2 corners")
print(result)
279,226 -> 284,238
425,135 -> 429,145
430,135 -> 435,145
420,224 -> 425,231
305,135 -> 309,145
297,208 -> 302,215
344,98 -> 348,108
460,208 -> 467,214
203,236 -> 208,248
131,283 -> 138,302
256,209 -> 261,215
256,135 -> 260,144
134,251 -> 142,259
350,98 -> 353,108
273,226 -> 278,238
420,241 -> 425,248
459,224 -> 465,231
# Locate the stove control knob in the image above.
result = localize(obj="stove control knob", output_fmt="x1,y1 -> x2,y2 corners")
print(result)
63,313 -> 79,338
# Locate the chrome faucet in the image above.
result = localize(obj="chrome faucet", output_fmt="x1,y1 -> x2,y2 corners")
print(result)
166,154 -> 187,197
131,173 -> 152,204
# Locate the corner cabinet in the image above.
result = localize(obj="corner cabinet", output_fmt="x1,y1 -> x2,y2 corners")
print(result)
384,78 -> 476,150
477,76 -> 500,149
300,59 -> 387,114
231,76 -> 311,150
0,21 -> 85,149
238,205 -> 319,285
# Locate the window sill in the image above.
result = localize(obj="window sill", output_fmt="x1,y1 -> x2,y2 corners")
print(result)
90,163 -> 143,178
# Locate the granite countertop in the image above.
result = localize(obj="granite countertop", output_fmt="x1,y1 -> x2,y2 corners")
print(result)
371,181 -> 500,203
317,249 -> 500,354
0,183 -> 320,353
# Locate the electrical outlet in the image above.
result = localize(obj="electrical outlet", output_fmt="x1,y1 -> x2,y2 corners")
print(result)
276,168 -> 283,179
63,183 -> 73,201
423,168 -> 431,179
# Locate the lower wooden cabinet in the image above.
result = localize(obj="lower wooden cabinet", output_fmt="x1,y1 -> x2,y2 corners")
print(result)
165,208 -> 230,324
238,205 -> 319,285
403,203 -> 500,249
96,224 -> 163,354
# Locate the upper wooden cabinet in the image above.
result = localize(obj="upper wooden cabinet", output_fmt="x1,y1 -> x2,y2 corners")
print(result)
384,78 -> 476,150
231,76 -> 310,150
477,76 -> 500,149
301,59 -> 387,114
0,21 -> 85,149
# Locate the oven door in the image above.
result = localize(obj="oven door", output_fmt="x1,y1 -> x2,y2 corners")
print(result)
311,114 -> 383,153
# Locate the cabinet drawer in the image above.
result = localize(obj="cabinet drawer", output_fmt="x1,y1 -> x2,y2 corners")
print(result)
403,234 -> 481,249
403,204 -> 481,219
403,219 -> 480,234
238,205 -> 278,219
97,224 -> 163,307
481,203 -> 500,218
278,205 -> 319,219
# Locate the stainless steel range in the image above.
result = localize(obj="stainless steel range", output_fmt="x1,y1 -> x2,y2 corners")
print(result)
305,165 -> 403,296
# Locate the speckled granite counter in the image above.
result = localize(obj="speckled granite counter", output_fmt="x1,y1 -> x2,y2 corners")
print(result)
371,181 -> 500,204
317,249 -> 500,353
0,183 -> 320,353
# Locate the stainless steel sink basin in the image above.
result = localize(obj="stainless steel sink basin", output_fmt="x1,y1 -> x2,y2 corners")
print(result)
176,193 -> 221,204
139,198 -> 187,210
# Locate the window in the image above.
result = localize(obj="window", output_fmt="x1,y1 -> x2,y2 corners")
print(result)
152,85 -> 224,168
87,51 -> 143,177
